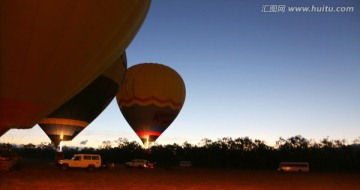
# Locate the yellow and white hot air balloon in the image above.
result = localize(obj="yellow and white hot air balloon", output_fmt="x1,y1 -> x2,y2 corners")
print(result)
116,63 -> 186,148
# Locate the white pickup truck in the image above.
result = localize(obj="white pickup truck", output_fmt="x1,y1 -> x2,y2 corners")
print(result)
57,154 -> 102,172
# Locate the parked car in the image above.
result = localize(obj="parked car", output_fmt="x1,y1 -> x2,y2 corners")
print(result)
0,149 -> 21,170
179,161 -> 192,168
57,154 -> 102,172
125,159 -> 154,168
277,162 -> 310,172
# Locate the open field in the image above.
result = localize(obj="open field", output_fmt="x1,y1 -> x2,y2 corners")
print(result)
1,160 -> 359,190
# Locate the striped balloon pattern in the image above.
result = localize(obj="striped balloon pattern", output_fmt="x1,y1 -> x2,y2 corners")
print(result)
116,63 -> 186,147
38,53 -> 127,147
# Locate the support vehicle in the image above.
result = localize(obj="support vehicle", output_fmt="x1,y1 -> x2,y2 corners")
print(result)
125,159 -> 154,168
57,154 -> 101,172
277,162 -> 310,172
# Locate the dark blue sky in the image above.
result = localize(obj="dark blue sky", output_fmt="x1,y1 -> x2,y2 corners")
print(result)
2,0 -> 359,147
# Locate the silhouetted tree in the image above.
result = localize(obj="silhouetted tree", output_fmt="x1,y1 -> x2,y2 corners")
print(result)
3,135 -> 360,171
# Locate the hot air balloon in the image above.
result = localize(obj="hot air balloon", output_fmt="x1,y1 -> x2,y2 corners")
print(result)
0,129 -> 9,137
116,63 -> 186,148
0,0 -> 150,133
38,53 -> 127,148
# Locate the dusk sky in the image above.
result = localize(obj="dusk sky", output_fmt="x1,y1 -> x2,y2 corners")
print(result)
1,0 -> 359,148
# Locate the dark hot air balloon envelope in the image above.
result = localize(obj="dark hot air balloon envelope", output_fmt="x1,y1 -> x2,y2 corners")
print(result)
38,53 -> 127,148
0,0 -> 151,133
0,129 -> 9,137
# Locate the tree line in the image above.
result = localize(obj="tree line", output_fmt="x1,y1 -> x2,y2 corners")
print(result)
1,135 -> 359,172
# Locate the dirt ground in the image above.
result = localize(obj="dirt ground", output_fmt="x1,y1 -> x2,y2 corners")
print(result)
0,160 -> 359,190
